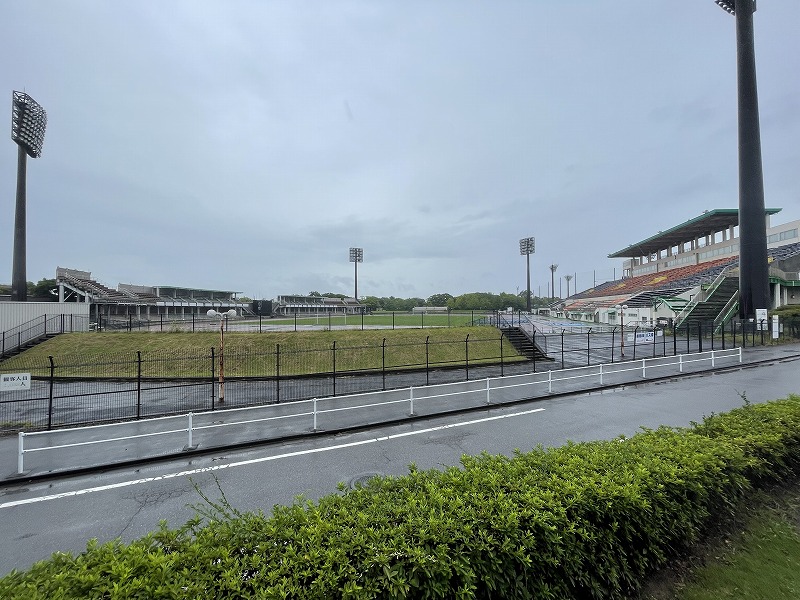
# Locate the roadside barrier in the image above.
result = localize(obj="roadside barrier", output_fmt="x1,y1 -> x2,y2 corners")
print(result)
15,347 -> 742,475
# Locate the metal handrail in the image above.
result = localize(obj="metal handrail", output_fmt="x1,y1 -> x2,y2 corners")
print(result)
714,290 -> 740,333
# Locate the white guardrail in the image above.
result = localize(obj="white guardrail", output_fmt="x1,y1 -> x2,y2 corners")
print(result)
16,347 -> 742,475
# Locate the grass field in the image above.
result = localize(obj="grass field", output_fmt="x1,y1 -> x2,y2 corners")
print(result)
642,484 -> 800,600
248,311 -> 480,329
2,325 -> 526,378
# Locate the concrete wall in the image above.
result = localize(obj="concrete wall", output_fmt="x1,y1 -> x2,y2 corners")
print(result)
0,302 -> 90,333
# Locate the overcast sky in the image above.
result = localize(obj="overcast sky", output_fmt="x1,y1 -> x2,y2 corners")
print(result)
2,1 -> 798,301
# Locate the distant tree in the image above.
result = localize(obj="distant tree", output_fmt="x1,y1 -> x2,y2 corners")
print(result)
0,283 -> 11,296
362,296 -> 381,312
29,278 -> 58,301
308,291 -> 322,297
426,293 -> 453,307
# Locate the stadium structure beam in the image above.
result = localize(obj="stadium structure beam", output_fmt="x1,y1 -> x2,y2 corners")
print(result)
10,91 -> 47,301
714,0 -> 769,319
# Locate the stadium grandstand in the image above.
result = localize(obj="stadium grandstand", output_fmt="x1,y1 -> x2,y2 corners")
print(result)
272,294 -> 365,316
556,209 -> 800,327
55,267 -> 248,321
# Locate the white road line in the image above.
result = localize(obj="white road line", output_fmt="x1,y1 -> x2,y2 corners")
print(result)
1,407 -> 545,509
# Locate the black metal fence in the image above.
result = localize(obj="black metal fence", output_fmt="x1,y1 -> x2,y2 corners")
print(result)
1,318 -> 798,434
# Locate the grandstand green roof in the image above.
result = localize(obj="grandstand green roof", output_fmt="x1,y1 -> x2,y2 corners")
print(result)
608,208 -> 781,259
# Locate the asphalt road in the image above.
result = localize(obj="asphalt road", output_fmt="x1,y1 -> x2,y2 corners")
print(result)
1,354 -> 798,576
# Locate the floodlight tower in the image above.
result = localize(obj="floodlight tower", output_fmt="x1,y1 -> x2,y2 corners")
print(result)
10,91 -> 47,301
519,237 -> 535,311
714,0 -> 769,319
549,264 -> 558,300
349,247 -> 363,300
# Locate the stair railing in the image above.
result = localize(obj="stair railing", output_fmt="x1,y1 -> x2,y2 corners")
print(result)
674,265 -> 735,328
714,290 -> 740,334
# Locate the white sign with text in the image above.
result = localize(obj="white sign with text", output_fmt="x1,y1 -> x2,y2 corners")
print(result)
0,372 -> 31,391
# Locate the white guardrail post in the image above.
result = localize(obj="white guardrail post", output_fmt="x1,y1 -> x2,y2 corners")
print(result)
187,412 -> 193,448
486,378 -> 491,404
313,398 -> 318,431
711,350 -> 715,368
548,370 -> 552,394
679,354 -> 683,373
409,386 -> 415,415
739,347 -> 743,363
599,363 -> 603,386
642,359 -> 646,378
18,432 -> 25,474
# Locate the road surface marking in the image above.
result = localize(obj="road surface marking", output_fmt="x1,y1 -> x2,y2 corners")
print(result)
1,407 -> 545,509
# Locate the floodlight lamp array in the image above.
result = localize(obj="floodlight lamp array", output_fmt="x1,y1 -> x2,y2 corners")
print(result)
519,237 -> 535,255
714,0 -> 756,15
715,0 -> 735,14
349,247 -> 363,263
11,91 -> 47,158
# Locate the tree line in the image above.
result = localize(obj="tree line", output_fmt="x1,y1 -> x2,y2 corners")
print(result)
307,291 -> 558,312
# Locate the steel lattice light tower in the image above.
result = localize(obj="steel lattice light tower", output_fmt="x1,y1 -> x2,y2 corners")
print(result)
549,263 -> 558,300
519,237 -> 535,311
714,0 -> 769,319
349,247 -> 363,300
10,91 -> 47,301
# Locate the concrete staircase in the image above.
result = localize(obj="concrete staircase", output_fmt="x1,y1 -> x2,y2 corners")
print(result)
678,276 -> 739,325
500,326 -> 553,362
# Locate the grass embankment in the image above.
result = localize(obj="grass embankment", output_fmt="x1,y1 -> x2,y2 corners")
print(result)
642,483 -> 800,600
2,395 -> 800,599
257,312 -> 478,328
2,326 -> 525,378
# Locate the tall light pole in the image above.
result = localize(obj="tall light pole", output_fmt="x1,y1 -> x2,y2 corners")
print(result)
549,264 -> 558,300
714,0 -> 769,319
564,274 -> 573,298
349,247 -> 363,300
10,91 -> 47,301
207,308 -> 237,403
519,237 -> 535,311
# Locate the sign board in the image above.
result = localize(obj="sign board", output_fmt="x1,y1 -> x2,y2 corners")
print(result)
0,372 -> 31,391
772,315 -> 780,340
627,330 -> 664,344
756,308 -> 768,330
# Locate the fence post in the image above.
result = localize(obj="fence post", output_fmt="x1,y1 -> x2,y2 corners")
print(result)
500,332 -> 504,377
210,347 -> 216,411
653,327 -> 657,357
392,312 -> 395,330
276,344 -> 281,403
47,356 -> 55,431
611,328 -> 616,363
425,336 -> 430,386
632,326 -> 639,360
382,338 -> 387,391
18,432 -> 25,474
586,329 -> 591,366
465,334 -> 470,380
187,412 -> 193,448
332,341 -> 337,397
697,322 -> 703,353
136,351 -> 142,419
409,386 -> 415,415
160,313 -> 163,332
560,330 -> 565,370
294,313 -> 297,332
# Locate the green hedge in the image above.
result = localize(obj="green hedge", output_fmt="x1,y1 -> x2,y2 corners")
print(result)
3,395 -> 800,599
